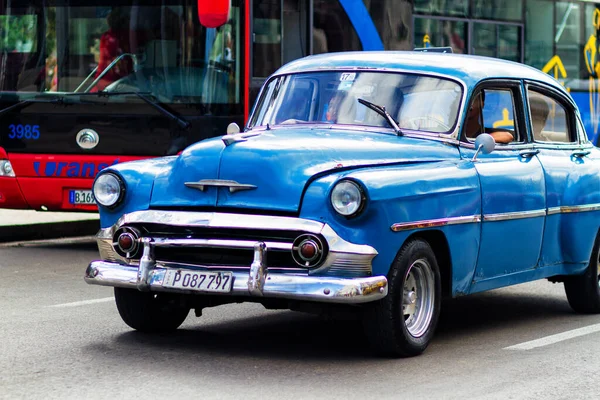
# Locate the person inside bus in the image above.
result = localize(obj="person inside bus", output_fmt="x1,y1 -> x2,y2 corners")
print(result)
93,8 -> 133,92
465,91 -> 514,144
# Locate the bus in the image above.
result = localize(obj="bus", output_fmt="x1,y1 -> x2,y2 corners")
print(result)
0,0 -> 598,211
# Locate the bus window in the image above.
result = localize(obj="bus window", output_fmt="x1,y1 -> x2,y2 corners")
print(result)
0,2 -> 243,111
282,0 -> 308,64
0,10 -> 40,92
253,0 -> 282,78
365,0 -> 412,51
313,0 -> 361,54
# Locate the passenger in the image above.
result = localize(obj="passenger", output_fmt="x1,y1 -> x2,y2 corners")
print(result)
465,91 -> 514,144
93,8 -> 133,92
530,96 -> 550,140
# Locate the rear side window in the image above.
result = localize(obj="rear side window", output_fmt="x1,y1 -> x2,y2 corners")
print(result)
527,89 -> 574,143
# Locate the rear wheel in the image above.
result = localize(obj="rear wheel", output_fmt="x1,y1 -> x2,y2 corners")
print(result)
362,238 -> 441,357
114,287 -> 190,332
564,232 -> 600,313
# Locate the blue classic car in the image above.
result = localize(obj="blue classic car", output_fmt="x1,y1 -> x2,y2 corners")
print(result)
85,52 -> 600,357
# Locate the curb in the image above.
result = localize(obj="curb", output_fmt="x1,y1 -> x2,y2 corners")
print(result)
0,220 -> 100,243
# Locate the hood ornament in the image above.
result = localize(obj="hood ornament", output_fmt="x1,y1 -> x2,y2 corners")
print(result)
221,132 -> 261,146
185,179 -> 257,193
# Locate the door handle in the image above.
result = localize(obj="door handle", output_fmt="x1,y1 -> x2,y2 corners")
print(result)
572,150 -> 591,158
519,149 -> 540,158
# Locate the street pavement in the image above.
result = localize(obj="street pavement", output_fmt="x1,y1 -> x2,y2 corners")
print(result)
0,209 -> 99,242
0,209 -> 98,226
1,237 -> 600,399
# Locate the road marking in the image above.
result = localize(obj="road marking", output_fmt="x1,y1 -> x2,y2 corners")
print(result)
47,297 -> 114,308
504,323 -> 600,350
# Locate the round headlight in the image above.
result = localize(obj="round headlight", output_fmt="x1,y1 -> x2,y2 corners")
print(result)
330,180 -> 364,217
93,173 -> 123,208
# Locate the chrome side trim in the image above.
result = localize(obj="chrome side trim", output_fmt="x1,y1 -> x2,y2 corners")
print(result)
548,203 -> 600,215
185,179 -> 257,193
483,209 -> 546,222
390,215 -> 481,232
390,204 -> 600,232
85,261 -> 388,304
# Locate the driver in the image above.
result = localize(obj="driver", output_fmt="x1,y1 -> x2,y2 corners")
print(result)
465,91 -> 514,144
93,8 -> 133,92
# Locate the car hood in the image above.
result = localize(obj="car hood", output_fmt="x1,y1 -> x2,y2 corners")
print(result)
150,127 -> 458,212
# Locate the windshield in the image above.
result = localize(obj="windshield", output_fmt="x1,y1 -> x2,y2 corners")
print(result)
249,71 -> 463,134
0,0 -> 242,111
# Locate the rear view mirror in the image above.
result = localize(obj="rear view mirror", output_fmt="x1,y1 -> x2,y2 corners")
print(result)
198,0 -> 230,28
472,133 -> 496,161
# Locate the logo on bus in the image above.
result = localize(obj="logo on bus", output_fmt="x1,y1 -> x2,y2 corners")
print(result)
33,159 -> 120,178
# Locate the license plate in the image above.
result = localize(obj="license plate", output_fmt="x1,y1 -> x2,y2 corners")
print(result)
69,190 -> 96,205
162,270 -> 233,293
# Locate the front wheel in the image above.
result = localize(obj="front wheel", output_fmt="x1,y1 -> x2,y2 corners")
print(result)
114,287 -> 190,332
362,238 -> 441,357
564,232 -> 600,313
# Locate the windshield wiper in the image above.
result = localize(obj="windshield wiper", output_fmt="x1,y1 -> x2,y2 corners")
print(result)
357,98 -> 402,136
0,96 -> 66,118
66,91 -> 190,130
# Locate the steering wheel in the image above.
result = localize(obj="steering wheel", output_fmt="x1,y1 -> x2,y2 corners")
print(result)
104,71 -> 171,103
403,116 -> 452,132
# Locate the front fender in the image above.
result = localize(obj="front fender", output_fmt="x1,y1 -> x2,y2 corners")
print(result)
97,157 -> 177,228
300,160 -> 481,296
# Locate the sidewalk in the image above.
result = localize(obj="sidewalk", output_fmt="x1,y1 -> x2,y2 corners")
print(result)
0,209 -> 100,243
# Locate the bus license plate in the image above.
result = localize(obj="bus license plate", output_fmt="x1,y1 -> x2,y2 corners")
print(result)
69,190 -> 96,205
163,270 -> 233,293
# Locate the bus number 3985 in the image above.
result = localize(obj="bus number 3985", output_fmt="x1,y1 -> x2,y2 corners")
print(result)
8,124 -> 41,140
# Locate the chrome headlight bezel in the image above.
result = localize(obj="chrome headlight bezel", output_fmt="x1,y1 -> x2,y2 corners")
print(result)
330,179 -> 366,218
93,172 -> 125,208
0,160 -> 15,177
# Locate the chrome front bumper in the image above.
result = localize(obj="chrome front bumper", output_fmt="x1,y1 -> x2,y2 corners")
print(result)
86,210 -> 388,304
85,259 -> 388,304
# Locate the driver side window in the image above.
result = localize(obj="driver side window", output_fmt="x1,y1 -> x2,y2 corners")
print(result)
464,88 -> 520,144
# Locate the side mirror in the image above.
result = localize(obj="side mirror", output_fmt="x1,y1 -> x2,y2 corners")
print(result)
198,0 -> 230,28
226,122 -> 241,135
472,133 -> 495,161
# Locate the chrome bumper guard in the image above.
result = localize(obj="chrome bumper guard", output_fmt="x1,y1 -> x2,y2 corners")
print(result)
86,239 -> 388,304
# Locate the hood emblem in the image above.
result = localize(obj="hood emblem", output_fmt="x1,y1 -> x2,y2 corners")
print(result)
76,129 -> 100,150
185,179 -> 257,193
222,132 -> 261,146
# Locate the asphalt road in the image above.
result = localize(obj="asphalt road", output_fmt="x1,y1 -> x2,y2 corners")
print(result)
1,238 -> 600,399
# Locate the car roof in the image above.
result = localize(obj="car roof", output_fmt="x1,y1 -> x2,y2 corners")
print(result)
274,51 -> 567,96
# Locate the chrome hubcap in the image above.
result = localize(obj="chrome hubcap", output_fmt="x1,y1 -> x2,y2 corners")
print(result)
402,259 -> 435,338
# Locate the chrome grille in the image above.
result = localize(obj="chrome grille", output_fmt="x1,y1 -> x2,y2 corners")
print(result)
97,211 -> 377,279
126,223 -> 316,272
